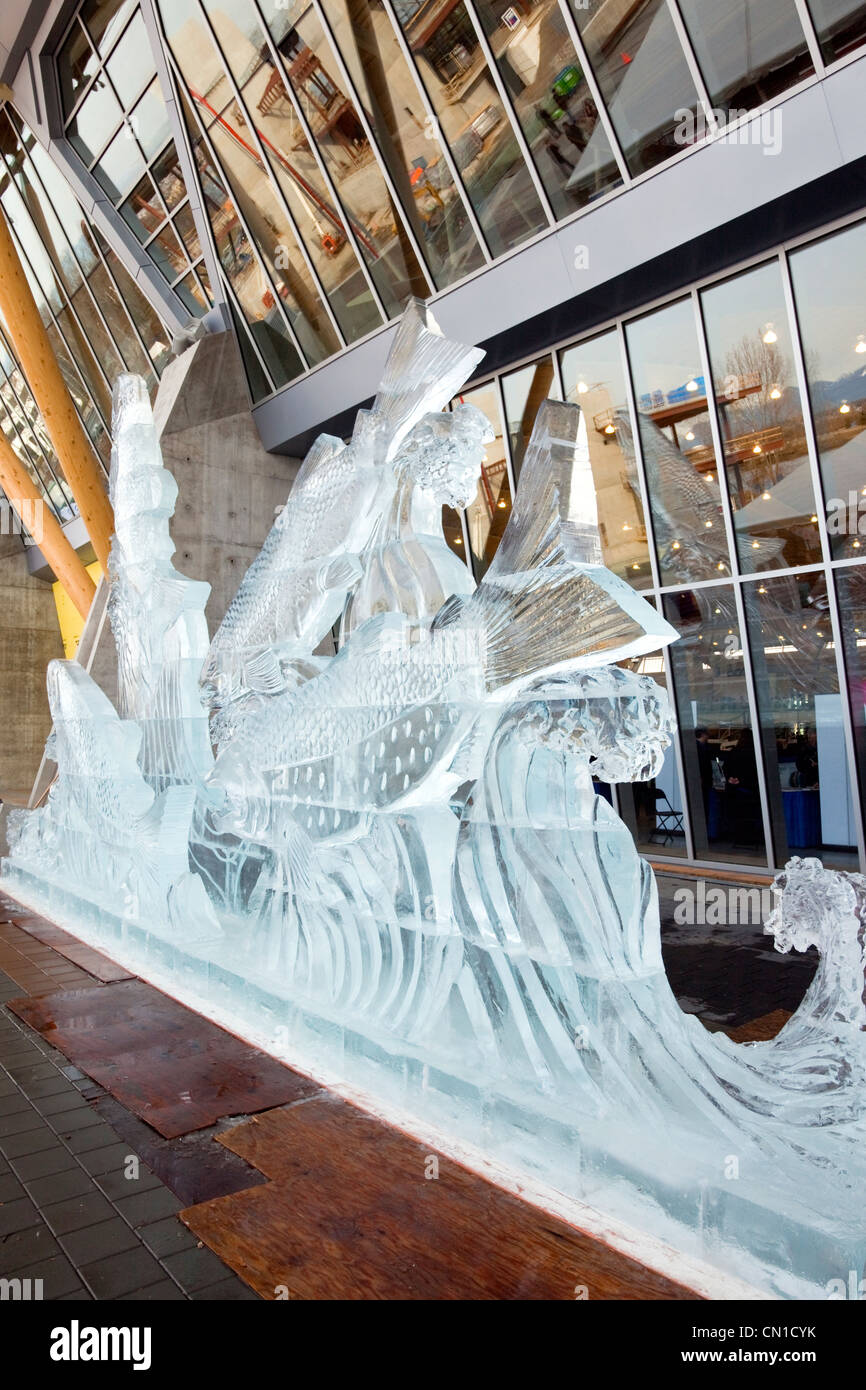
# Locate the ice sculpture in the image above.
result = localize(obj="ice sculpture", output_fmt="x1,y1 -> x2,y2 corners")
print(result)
5,301 -> 866,1301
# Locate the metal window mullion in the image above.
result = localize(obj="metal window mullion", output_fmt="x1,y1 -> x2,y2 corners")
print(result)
616,323 -> 663,592
792,0 -> 828,76
373,0 -> 492,265
653,642 -> 697,861
217,264 -> 280,398
0,390 -> 67,515
554,0 -> 631,186
691,290 -> 775,866
779,248 -> 866,869
6,218 -> 113,441
91,230 -> 169,374
248,0 -> 389,325
192,0 -> 347,351
0,338 -> 72,505
460,0 -> 556,226
691,287 -> 740,582
493,373 -> 516,496
310,0 -> 437,292
177,79 -> 310,373
139,0 -> 231,327
665,0 -> 720,133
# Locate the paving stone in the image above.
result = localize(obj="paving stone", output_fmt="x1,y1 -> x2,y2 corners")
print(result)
41,1189 -> 116,1235
0,1195 -> 39,1236
4,1064 -> 56,1084
0,1094 -> 31,1116
25,1166 -> 93,1206
80,1244 -> 168,1299
50,1106 -> 105,1135
161,1245 -> 233,1293
15,1251 -> 87,1298
0,1108 -> 45,1137
64,1123 -> 123,1154
0,1124 -> 59,1158
190,1276 -> 260,1301
21,1076 -> 73,1099
32,1090 -> 88,1117
95,1165 -> 161,1201
60,1066 -> 86,1081
56,1288 -> 93,1300
115,1186 -> 182,1228
77,1142 -> 135,1175
138,1214 -> 199,1258
59,1216 -> 140,1266
0,1221 -> 60,1273
0,1170 -> 24,1202
10,1145 -> 78,1182
118,1280 -> 187,1301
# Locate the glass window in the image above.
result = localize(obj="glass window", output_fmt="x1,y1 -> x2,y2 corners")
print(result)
560,330 -> 652,588
129,80 -> 172,160
120,173 -> 166,243
94,228 -> 172,374
453,381 -> 512,580
67,82 -> 124,166
148,222 -> 188,284
834,566 -> 866,825
501,354 -> 556,478
151,145 -> 186,209
568,0 -> 701,176
196,0 -> 385,344
390,0 -> 548,256
105,10 -> 152,109
58,19 -> 98,117
625,299 -> 731,585
81,0 -> 137,54
677,0 -> 813,114
471,0 -> 622,216
701,260 -> 820,573
92,126 -> 146,200
664,587 -> 766,864
805,0 -> 866,62
744,573 -> 857,869
317,0 -> 486,290
173,202 -> 201,262
617,644 -> 687,859
442,504 -> 468,561
789,219 -> 866,561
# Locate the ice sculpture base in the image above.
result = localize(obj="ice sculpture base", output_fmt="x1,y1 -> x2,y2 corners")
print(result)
1,864 -> 849,1303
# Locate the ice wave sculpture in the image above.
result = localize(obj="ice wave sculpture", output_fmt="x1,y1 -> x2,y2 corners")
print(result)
5,300 -> 866,1300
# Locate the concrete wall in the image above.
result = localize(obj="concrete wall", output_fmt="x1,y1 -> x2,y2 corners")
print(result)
0,528 -> 63,802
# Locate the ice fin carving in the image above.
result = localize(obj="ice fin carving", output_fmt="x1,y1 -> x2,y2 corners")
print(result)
108,374 -> 212,791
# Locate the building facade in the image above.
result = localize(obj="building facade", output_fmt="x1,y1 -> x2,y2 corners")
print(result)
1,0 -> 866,875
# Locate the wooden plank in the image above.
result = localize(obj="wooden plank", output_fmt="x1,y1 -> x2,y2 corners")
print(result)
7,980 -> 318,1139
180,1096 -> 703,1301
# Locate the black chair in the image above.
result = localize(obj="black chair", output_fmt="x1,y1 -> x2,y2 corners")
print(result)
650,788 -> 684,844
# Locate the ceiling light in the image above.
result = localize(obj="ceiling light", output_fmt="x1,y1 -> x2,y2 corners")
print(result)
497,499 -> 507,509
577,380 -> 589,394
762,491 -> 771,500
752,540 -> 760,549
856,335 -> 866,354
762,323 -> 778,344
840,402 -> 851,415
604,423 -> 616,434
769,386 -> 782,400
685,430 -> 695,441
686,378 -> 699,393
753,444 -> 762,454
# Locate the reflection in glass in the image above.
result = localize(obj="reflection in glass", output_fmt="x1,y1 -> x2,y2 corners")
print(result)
317,0 -> 486,289
834,566 -> 866,824
701,260 -> 820,573
560,330 -> 651,588
120,173 -> 166,243
625,299 -> 731,585
664,587 -> 766,863
453,381 -> 511,580
129,80 -> 172,160
82,0 -> 137,54
151,145 -> 186,208
441,504 -> 468,561
744,573 -> 856,869
471,0 -> 622,216
197,0 -> 385,342
58,20 -> 97,117
617,644 -> 686,858
568,0 -> 700,175
789,219 -> 866,560
501,354 -> 556,478
67,83 -> 124,165
677,0 -> 812,114
805,0 -> 866,62
105,10 -> 152,108
92,126 -> 146,200
391,0 -> 548,256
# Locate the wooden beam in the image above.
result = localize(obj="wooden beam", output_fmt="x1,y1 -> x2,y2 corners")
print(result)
0,206 -> 114,570
0,431 -> 96,618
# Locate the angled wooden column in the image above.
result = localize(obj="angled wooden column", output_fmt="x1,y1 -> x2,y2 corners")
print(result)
0,432 -> 95,617
0,205 -> 114,571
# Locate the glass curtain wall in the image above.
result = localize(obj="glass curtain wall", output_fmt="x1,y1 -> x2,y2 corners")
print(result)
56,1 -> 211,315
0,106 -> 173,490
436,216 -> 866,873
125,0 -> 866,396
